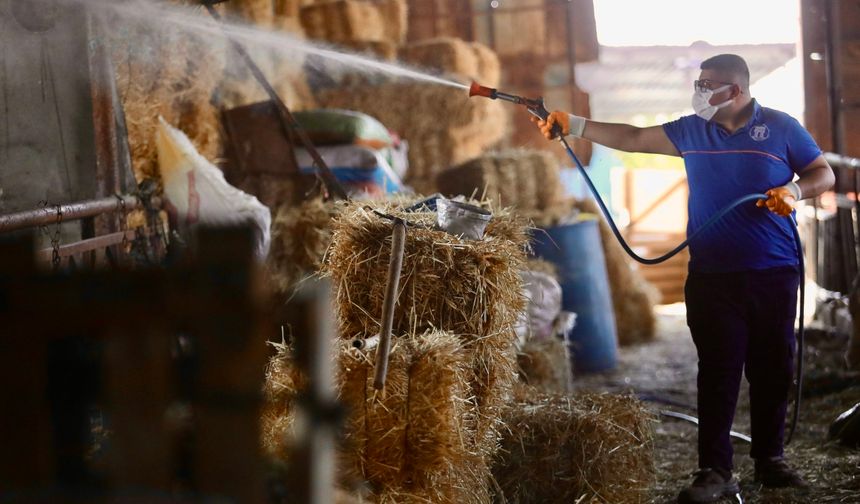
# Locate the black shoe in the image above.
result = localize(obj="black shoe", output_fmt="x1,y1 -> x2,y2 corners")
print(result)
754,457 -> 809,489
677,468 -> 741,503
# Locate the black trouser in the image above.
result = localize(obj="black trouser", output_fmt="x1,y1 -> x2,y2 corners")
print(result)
685,266 -> 799,472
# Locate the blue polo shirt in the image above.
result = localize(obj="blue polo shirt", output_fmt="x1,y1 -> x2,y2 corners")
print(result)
662,100 -> 821,273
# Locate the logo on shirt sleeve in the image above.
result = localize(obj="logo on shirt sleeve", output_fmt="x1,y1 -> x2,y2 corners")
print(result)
750,124 -> 770,141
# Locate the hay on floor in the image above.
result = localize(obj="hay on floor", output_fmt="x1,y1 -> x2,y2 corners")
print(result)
316,83 -> 507,191
267,198 -> 343,293
573,199 -> 660,346
493,387 -> 655,503
437,149 -> 565,214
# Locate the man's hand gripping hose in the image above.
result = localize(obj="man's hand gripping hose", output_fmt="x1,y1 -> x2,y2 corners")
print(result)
469,81 -> 805,445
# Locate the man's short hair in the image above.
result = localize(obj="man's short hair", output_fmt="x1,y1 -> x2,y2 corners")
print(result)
701,54 -> 750,89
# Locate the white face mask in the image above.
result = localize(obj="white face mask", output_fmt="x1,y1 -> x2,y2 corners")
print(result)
692,84 -> 732,121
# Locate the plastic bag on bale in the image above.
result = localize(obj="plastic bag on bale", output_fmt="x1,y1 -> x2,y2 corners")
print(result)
515,270 -> 564,348
156,117 -> 271,259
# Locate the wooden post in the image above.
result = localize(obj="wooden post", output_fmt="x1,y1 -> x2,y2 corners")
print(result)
373,219 -> 406,391
0,236 -> 53,493
191,227 -> 267,503
283,279 -> 338,504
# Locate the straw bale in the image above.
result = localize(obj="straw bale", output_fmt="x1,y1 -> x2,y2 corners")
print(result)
398,37 -> 479,81
437,150 -> 565,213
267,198 -> 343,293
471,42 -> 501,87
316,82 -> 507,186
573,199 -> 660,346
516,337 -> 571,394
175,97 -> 222,164
493,388 -> 655,503
342,40 -> 399,61
273,0 -> 303,19
260,342 -> 306,457
372,0 -> 408,45
109,9 -> 225,183
226,0 -> 276,27
335,331 -> 491,502
324,198 -> 527,459
300,1 -> 386,44
324,198 -> 527,341
524,258 -> 558,281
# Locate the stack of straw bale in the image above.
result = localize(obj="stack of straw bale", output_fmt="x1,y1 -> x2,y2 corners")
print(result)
324,197 -> 528,466
436,149 -> 565,213
217,0 -> 318,111
261,331 -> 493,503
492,387 -> 655,503
299,0 -> 406,46
573,199 -> 660,346
316,84 -> 507,194
398,38 -> 501,87
266,198 -> 343,293
225,0 -> 277,27
108,4 -> 226,183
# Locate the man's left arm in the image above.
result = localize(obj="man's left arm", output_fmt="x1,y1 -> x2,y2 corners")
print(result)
795,155 -> 836,200
758,155 -> 836,216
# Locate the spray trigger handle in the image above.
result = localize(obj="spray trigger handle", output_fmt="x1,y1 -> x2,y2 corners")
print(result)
526,99 -> 563,139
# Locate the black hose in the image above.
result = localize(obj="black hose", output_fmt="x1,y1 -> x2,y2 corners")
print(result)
556,136 -> 805,444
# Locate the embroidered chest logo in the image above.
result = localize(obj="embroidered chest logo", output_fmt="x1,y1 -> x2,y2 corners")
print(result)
750,124 -> 770,142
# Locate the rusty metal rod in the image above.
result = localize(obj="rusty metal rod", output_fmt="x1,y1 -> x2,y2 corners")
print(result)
0,195 -> 157,233
203,5 -> 348,201
35,229 -> 137,262
373,219 -> 406,391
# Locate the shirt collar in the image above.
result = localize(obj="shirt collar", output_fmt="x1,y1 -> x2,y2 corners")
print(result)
744,99 -> 762,129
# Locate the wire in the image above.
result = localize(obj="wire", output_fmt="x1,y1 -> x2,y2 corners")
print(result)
557,136 -> 805,444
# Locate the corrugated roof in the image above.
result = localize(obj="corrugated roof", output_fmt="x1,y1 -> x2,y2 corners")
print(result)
575,42 -> 797,121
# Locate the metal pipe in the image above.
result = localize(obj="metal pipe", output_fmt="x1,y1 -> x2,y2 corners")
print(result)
373,219 -> 406,391
0,195 -> 157,233
824,152 -> 860,170
203,5 -> 348,201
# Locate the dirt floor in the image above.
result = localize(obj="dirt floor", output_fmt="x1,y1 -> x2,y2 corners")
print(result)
571,304 -> 860,504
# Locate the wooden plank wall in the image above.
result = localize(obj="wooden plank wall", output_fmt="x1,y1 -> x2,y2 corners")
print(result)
801,0 -> 860,293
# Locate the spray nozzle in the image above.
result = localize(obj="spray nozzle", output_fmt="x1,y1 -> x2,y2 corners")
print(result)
468,82 -> 557,134
469,82 -> 496,99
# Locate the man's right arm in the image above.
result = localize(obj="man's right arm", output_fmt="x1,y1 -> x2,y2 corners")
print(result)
581,120 -> 680,157
537,112 -> 681,157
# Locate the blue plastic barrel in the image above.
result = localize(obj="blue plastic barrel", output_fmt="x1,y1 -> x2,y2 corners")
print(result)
532,216 -> 618,373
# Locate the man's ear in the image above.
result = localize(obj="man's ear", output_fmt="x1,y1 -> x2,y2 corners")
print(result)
730,84 -> 742,98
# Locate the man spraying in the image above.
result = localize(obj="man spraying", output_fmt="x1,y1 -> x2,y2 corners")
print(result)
533,54 -> 835,503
